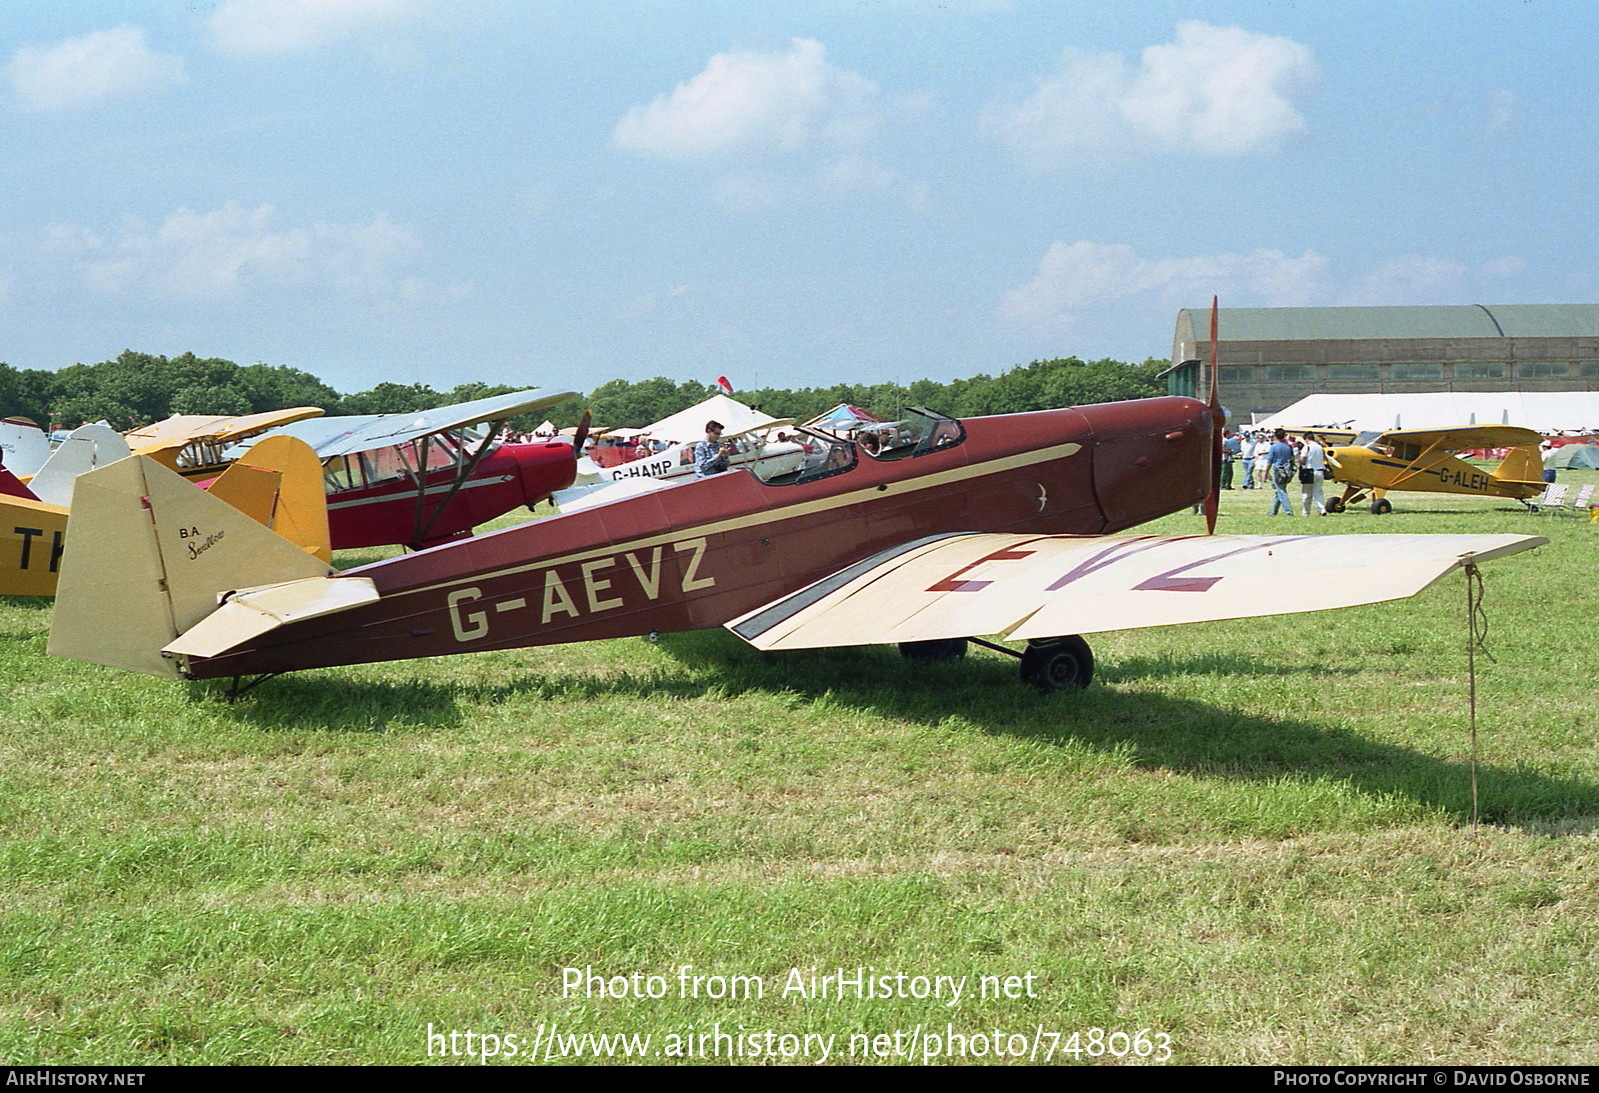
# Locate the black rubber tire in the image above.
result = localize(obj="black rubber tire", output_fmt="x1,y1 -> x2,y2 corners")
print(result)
898,638 -> 969,662
1371,498 -> 1392,515
1019,636 -> 1094,693
1325,497 -> 1345,514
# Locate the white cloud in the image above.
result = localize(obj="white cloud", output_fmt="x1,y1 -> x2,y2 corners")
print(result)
612,283 -> 692,321
985,21 -> 1318,166
1480,255 -> 1526,279
397,277 -> 473,306
6,25 -> 185,112
1483,86 -> 1517,136
613,38 -> 880,158
1341,254 -> 1526,306
59,202 -> 422,301
710,156 -> 930,215
1000,240 -> 1328,330
1340,255 -> 1467,306
1002,241 -> 1533,330
209,0 -> 430,56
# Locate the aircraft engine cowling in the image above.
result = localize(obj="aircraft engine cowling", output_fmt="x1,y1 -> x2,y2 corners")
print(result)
1084,396 -> 1215,533
505,440 -> 579,510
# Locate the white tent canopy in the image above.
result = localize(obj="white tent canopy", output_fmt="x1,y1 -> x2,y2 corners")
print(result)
1258,391 -> 1599,434
641,394 -> 780,444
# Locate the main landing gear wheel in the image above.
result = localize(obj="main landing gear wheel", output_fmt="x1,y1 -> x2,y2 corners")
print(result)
1371,498 -> 1392,515
1325,496 -> 1346,514
1019,636 -> 1094,693
898,638 -> 968,662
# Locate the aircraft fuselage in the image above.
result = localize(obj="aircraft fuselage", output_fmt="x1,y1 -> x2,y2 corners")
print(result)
182,398 -> 1216,679
1327,445 -> 1543,500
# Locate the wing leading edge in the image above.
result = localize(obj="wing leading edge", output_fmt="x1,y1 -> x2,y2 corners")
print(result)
727,532 -> 1546,651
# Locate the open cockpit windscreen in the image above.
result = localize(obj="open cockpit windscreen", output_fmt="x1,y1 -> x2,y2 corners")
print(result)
857,407 -> 965,461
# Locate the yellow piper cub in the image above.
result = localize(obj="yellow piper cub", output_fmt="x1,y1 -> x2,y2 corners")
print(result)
1313,424 -> 1546,514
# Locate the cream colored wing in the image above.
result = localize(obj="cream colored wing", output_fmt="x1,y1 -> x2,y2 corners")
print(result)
727,532 -> 1546,651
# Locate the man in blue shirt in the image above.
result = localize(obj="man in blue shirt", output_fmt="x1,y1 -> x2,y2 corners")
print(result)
695,421 -> 729,477
1267,429 -> 1296,516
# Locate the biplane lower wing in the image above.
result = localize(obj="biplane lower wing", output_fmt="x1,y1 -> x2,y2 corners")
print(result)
727,531 -> 1546,651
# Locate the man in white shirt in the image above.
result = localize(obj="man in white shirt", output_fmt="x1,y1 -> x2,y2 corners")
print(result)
1240,432 -> 1258,489
1299,433 -> 1327,516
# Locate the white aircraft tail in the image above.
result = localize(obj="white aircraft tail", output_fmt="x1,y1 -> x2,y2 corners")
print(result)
0,417 -> 52,478
48,455 -> 372,679
25,424 -> 131,507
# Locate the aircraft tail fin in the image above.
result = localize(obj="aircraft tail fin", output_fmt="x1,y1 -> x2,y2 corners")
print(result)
1492,445 -> 1543,485
208,435 -> 333,563
48,455 -> 339,678
25,424 -> 131,507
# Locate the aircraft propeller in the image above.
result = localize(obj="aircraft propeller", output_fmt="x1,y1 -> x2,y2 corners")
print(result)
572,408 -> 592,453
1203,296 -> 1223,535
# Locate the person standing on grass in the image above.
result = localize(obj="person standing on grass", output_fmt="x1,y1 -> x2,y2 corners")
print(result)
1299,433 -> 1327,516
1240,431 -> 1258,489
1267,428 -> 1297,516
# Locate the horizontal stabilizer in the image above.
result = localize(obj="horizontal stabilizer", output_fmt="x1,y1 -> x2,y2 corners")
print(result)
164,576 -> 379,658
728,532 -> 1546,651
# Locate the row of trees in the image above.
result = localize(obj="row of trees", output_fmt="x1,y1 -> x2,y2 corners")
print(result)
0,351 -> 1167,434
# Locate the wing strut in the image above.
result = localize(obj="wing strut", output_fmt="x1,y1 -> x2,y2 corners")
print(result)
410,427 -> 498,548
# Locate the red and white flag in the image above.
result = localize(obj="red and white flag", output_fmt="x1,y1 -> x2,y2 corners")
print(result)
716,376 -> 733,395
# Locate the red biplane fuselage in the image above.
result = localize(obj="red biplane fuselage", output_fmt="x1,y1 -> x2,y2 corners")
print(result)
183,398 -> 1214,679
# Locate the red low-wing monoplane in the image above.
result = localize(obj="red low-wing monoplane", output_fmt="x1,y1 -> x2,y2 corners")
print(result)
49,395 -> 1543,694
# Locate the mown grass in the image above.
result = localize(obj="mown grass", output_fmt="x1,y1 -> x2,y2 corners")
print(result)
0,473 -> 1595,1065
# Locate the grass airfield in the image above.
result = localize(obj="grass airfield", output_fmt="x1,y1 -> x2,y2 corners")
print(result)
1,469 -> 1596,1066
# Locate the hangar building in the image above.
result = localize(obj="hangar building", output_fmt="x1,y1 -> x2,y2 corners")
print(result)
1164,304 -> 1599,421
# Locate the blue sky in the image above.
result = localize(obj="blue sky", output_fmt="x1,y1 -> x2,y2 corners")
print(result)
2,0 -> 1594,396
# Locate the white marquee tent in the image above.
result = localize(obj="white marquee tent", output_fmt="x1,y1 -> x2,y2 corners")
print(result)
1257,391 -> 1599,434
641,394 -> 781,443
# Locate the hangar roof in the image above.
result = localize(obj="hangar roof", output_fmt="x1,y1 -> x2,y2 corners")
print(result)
1178,304 -> 1599,343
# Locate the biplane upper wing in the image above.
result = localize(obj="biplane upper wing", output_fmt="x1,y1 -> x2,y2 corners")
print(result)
728,531 -> 1546,651
125,407 -> 325,454
1370,425 -> 1542,451
251,388 -> 576,458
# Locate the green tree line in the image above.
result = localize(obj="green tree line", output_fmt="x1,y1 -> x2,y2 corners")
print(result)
0,350 -> 1166,433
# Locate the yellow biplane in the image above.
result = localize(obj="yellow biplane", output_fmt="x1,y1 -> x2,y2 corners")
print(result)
123,406 -> 325,479
1312,424 -> 1545,514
